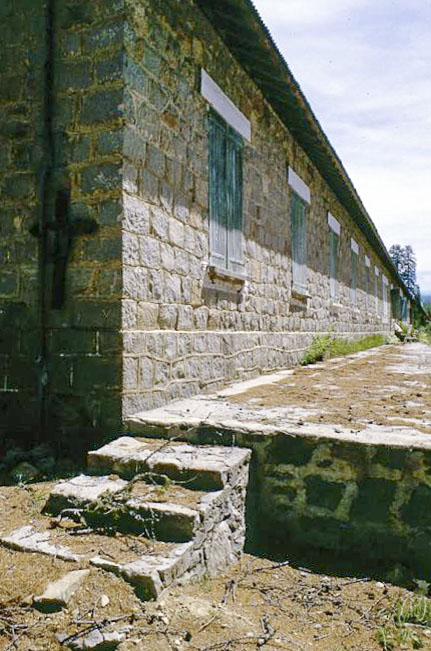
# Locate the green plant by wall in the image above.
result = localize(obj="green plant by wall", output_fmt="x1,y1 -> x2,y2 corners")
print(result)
301,334 -> 386,366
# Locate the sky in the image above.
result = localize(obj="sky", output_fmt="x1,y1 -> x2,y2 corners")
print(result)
252,0 -> 431,293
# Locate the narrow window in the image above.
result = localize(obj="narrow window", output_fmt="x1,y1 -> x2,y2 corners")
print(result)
364,256 -> 371,309
374,267 -> 380,314
208,111 -> 244,274
290,191 -> 307,290
351,238 -> 359,305
328,213 -> 340,300
382,276 -> 388,319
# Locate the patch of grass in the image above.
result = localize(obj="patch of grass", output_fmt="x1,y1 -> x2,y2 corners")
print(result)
395,594 -> 431,627
377,594 -> 431,650
301,334 -> 386,366
377,626 -> 396,651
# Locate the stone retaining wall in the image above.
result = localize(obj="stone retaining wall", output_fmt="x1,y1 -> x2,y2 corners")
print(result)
257,433 -> 431,575
133,420 -> 431,578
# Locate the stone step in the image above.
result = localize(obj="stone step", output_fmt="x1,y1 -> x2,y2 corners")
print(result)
44,474 -> 207,542
0,524 -> 197,600
1,437 -> 252,601
87,436 -> 250,491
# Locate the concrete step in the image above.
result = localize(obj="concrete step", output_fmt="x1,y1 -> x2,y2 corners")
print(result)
87,436 -> 249,491
1,437 -> 251,601
0,523 -> 199,600
44,474 -> 207,542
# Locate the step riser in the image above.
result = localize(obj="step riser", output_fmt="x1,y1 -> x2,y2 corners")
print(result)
87,456 -> 225,491
84,505 -> 198,543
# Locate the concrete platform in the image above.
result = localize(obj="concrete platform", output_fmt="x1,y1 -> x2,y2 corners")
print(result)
126,343 -> 431,451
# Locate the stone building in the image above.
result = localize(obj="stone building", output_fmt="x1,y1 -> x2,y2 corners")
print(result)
0,0 -> 412,450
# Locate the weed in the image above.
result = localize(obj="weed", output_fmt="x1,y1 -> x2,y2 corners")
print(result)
378,593 -> 431,649
395,594 -> 431,627
378,626 -> 395,650
301,334 -> 386,366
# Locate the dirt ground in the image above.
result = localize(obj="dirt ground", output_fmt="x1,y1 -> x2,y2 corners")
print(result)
229,344 -> 431,434
2,343 -> 431,650
1,482 -> 431,651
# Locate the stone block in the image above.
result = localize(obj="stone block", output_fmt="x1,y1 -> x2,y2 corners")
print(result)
140,236 -> 160,267
81,162 -> 121,194
122,231 -> 139,265
177,305 -> 193,330
159,304 -> 178,329
80,88 -> 123,125
97,50 -> 124,84
137,301 -> 159,328
150,206 -> 168,240
0,270 -> 18,296
96,129 -> 123,156
351,478 -> 396,523
1,526 -> 82,562
58,61 -> 92,91
402,485 -> 431,529
305,476 -> 344,511
168,219 -> 184,247
74,301 -> 121,328
34,570 -> 90,611
266,434 -> 314,466
139,357 -> 154,389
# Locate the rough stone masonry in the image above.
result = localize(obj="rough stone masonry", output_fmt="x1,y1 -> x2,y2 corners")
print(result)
0,0 -> 407,448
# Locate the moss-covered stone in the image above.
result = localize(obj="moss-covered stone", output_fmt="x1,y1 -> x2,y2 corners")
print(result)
402,485 -> 431,529
350,478 -> 396,523
305,476 -> 344,511
266,435 -> 314,466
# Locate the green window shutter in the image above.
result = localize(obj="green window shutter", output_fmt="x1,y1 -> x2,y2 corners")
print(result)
364,266 -> 369,304
227,128 -> 244,274
209,113 -> 228,268
391,288 -> 401,319
291,191 -> 307,289
351,251 -> 358,305
208,112 -> 244,272
329,230 -> 338,299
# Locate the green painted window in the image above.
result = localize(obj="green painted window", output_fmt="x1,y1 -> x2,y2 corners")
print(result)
374,272 -> 379,314
329,229 -> 338,299
290,191 -> 307,290
364,264 -> 370,306
351,250 -> 358,305
208,111 -> 244,274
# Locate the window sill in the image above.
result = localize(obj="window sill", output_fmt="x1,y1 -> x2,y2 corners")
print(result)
291,284 -> 311,300
207,264 -> 246,284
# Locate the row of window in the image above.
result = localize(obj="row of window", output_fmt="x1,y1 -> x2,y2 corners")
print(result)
204,72 -> 396,318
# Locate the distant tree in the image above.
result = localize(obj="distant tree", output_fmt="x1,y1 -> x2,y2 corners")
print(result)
403,245 -> 417,295
389,244 -> 405,276
390,244 -> 418,296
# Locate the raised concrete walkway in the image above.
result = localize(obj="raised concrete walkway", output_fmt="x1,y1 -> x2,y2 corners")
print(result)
127,343 -> 431,451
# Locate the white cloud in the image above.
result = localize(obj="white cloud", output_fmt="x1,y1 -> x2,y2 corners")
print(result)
253,0 -> 431,290
252,0 -> 371,27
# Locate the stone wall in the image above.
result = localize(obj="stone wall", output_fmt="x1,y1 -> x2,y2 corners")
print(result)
133,421 -> 431,579
120,0 -> 395,417
44,0 -> 126,447
0,0 -> 126,449
258,434 -> 431,575
0,0 -> 45,440
1,0 -> 399,447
